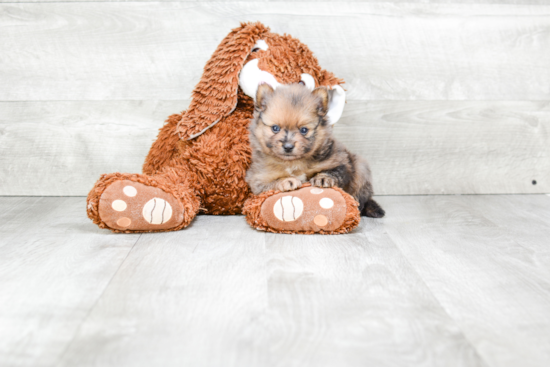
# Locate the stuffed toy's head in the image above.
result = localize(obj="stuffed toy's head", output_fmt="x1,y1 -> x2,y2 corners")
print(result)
177,22 -> 346,141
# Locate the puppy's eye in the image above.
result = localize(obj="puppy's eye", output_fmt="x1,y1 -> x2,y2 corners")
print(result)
271,125 -> 281,133
300,127 -> 309,135
251,47 -> 260,52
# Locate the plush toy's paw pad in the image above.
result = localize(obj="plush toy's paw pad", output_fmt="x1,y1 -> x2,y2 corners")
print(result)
261,186 -> 347,232
98,180 -> 184,231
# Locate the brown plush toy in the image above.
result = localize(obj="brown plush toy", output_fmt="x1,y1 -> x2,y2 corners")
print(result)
87,22 -> 361,234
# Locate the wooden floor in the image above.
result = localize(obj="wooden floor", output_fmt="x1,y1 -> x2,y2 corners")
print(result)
1,195 -> 549,367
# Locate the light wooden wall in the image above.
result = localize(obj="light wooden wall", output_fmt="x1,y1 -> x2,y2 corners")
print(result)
1,1 -> 549,195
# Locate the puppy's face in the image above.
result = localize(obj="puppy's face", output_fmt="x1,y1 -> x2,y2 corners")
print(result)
252,84 -> 330,161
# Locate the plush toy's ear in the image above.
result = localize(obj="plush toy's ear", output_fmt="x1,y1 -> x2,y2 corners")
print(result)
318,70 -> 346,125
326,86 -> 346,125
176,22 -> 270,140
311,87 -> 329,117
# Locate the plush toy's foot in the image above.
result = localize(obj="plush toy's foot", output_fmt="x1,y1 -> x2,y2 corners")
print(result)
243,184 -> 361,234
87,173 -> 200,233
97,179 -> 184,232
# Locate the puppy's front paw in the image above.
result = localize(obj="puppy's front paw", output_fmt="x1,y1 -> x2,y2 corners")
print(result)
310,174 -> 336,188
276,177 -> 302,192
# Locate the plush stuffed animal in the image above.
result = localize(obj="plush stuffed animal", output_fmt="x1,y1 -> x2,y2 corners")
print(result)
87,22 -> 361,234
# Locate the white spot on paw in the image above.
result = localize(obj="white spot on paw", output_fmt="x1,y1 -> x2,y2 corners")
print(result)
319,198 -> 334,209
112,200 -> 127,211
117,217 -> 131,227
142,198 -> 172,224
123,186 -> 137,197
314,215 -> 328,227
273,196 -> 304,222
310,188 -> 324,194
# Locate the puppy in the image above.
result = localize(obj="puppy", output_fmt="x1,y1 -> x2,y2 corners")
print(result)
246,83 -> 385,218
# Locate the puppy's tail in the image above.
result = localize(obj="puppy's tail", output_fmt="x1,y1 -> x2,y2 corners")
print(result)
361,198 -> 385,218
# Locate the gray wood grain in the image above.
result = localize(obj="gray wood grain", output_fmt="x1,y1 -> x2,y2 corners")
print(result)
0,197 -> 139,367
338,101 -> 550,195
1,100 -> 547,196
56,216 -> 487,367
1,2 -> 550,100
460,195 -> 550,280
382,195 -> 550,367
261,222 -> 487,367
2,196 -> 550,366
0,100 -> 189,196
57,216 -> 270,367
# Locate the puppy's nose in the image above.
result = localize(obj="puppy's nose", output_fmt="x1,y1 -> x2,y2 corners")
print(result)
283,143 -> 295,153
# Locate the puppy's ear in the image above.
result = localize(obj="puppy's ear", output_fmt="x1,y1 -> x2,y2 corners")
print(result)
255,83 -> 275,112
312,87 -> 329,117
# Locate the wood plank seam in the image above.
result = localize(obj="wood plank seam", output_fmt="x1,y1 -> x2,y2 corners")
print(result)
359,222 -> 492,367
54,233 -> 144,366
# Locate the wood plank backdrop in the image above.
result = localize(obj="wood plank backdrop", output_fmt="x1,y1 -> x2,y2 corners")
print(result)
0,2 -> 548,195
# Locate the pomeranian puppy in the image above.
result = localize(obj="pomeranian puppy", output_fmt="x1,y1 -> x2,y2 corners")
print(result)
246,83 -> 385,218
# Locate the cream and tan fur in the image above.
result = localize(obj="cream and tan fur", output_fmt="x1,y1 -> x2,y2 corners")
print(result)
246,83 -> 385,218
